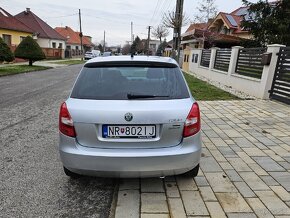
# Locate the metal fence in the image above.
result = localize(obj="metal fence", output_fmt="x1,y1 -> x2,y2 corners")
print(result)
269,47 -> 290,104
200,49 -> 211,68
235,47 -> 266,79
214,49 -> 232,72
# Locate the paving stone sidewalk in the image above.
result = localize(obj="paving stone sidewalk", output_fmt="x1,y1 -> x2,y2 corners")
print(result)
114,100 -> 290,218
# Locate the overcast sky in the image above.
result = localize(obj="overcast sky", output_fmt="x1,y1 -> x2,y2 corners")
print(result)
2,0 -> 258,46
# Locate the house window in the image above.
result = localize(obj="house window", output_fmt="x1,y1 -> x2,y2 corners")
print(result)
20,36 -> 26,42
58,43 -> 63,49
52,42 -> 56,48
76,46 -> 79,50
2,34 -> 12,45
223,27 -> 229,35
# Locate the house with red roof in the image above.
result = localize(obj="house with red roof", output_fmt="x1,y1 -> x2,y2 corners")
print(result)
181,6 -> 252,49
0,7 -> 33,50
55,26 -> 94,58
208,7 -> 251,39
14,8 -> 66,58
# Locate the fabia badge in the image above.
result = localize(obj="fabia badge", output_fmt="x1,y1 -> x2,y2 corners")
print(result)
124,112 -> 133,122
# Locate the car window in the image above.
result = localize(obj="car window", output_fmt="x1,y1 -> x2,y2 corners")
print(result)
103,52 -> 111,56
71,66 -> 190,100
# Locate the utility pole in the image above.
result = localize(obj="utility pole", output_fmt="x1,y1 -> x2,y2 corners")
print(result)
131,21 -> 134,44
173,0 -> 179,51
103,30 -> 106,52
78,9 -> 83,60
147,26 -> 152,55
173,0 -> 184,64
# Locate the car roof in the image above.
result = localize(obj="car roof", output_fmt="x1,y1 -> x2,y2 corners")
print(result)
85,55 -> 179,67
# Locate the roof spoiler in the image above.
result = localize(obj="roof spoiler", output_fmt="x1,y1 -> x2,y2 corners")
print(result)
84,61 -> 178,68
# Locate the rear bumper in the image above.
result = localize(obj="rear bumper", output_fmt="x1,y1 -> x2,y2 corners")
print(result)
59,132 -> 202,178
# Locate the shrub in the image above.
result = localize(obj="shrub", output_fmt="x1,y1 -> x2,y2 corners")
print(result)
14,36 -> 45,66
0,37 -> 14,63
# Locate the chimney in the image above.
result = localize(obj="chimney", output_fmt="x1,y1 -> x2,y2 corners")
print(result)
26,8 -> 30,12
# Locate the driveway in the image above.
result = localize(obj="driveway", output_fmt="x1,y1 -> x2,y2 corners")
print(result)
115,100 -> 290,218
0,65 -> 116,217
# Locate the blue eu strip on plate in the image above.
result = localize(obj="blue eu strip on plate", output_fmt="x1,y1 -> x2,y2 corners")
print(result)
102,125 -> 108,138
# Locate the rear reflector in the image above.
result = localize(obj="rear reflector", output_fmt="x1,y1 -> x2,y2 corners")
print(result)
59,102 -> 76,137
183,102 -> 201,137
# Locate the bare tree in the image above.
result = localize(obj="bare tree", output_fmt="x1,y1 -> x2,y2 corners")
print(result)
122,43 -> 131,55
194,0 -> 218,23
152,25 -> 169,43
162,11 -> 189,29
162,11 -> 189,61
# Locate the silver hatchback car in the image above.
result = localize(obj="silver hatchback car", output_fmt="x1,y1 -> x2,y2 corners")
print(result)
59,56 -> 201,178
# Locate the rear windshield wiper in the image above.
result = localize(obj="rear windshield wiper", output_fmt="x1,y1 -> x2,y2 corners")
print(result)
127,93 -> 169,99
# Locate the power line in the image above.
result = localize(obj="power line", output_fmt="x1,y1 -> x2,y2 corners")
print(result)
159,0 -> 169,14
149,0 -> 162,25
151,0 -> 174,26
83,14 -> 147,27
158,1 -> 170,17
157,1 -> 175,26
43,13 -> 78,19
152,0 -> 167,25
165,1 -> 174,13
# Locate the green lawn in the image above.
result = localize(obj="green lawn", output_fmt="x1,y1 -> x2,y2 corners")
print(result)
0,65 -> 52,77
50,60 -> 85,65
183,72 -> 240,100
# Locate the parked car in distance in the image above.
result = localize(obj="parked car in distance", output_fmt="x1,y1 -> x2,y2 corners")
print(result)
102,51 -> 112,57
84,51 -> 93,60
84,50 -> 101,60
59,56 -> 202,178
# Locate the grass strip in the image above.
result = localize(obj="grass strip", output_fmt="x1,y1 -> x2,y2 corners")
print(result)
183,72 -> 240,100
0,65 -> 51,77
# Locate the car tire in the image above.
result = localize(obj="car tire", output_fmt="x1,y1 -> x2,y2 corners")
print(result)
63,166 -> 81,179
181,164 -> 199,177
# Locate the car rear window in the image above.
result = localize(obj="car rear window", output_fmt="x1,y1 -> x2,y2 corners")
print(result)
70,66 -> 190,100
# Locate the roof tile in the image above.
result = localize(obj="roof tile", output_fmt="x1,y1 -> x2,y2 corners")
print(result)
0,7 -> 33,33
15,9 -> 66,40
55,26 -> 93,46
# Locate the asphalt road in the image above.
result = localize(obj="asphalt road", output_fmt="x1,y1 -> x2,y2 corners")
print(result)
0,65 -> 117,217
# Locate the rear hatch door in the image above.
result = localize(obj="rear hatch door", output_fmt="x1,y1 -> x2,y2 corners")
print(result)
67,98 -> 193,149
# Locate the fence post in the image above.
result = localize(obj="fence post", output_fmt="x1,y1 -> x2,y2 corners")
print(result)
189,49 -> 202,73
260,44 -> 286,99
209,47 -> 219,70
228,46 -> 243,75
196,49 -> 203,68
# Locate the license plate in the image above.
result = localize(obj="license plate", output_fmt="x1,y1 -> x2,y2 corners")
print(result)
102,125 -> 156,139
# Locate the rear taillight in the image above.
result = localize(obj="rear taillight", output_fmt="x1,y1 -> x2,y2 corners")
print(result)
59,102 -> 76,137
183,102 -> 201,137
